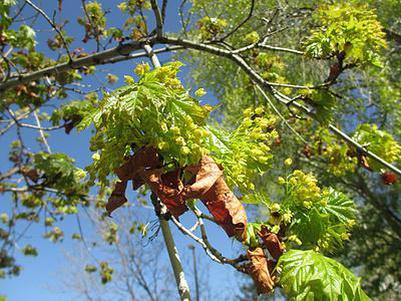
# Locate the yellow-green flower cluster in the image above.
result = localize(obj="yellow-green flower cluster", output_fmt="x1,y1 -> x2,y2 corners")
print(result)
353,123 -> 401,171
155,116 -> 210,166
283,170 -> 321,209
243,31 -> 260,44
255,53 -> 288,90
219,106 -> 278,192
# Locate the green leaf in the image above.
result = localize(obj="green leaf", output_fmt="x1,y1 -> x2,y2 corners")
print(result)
279,250 -> 371,301
15,25 -> 36,49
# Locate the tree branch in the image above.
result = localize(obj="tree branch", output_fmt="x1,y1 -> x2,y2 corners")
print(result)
150,0 -> 163,37
145,46 -> 191,301
1,34 -> 399,176
0,39 -> 148,92
170,215 -> 222,263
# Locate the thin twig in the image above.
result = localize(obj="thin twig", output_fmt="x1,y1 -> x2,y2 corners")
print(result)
33,110 -> 51,153
232,42 -> 304,55
192,206 -> 247,273
219,0 -> 255,41
170,216 -> 222,263
161,0 -> 168,23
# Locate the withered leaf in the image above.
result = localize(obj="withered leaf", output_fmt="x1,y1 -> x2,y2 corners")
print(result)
182,156 -> 222,197
247,247 -> 275,295
257,226 -> 285,260
182,156 -> 247,241
142,168 -> 187,218
114,146 -> 162,189
106,181 -> 128,216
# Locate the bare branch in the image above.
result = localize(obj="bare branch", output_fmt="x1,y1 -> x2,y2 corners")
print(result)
0,167 -> 20,181
103,45 -> 183,64
150,0 -> 163,37
0,38 -> 147,92
161,0 -> 168,23
219,0 -> 255,41
232,42 -> 304,55
191,206 -> 247,273
276,90 -> 401,176
170,215 -> 222,263
18,122 -> 64,131
33,109 -> 51,153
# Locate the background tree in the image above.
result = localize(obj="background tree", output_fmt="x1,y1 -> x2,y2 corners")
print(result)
1,0 -> 401,300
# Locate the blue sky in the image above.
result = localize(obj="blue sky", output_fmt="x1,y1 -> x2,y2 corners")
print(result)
1,1 -> 249,300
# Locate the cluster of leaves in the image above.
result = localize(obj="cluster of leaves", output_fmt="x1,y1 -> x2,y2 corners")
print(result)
99,261 -> 113,284
353,123 -> 401,170
300,89 -> 337,125
272,170 -> 357,252
77,1 -> 107,43
80,62 -> 212,184
8,150 -> 88,218
0,0 -> 36,51
238,164 -> 362,298
197,16 -> 227,40
244,166 -> 357,250
81,63 -> 280,192
254,53 -> 289,90
33,152 -> 87,196
117,0 -> 150,40
279,250 -> 369,300
304,2 -> 387,66
51,92 -> 99,134
0,146 -> 89,277
85,261 -> 115,285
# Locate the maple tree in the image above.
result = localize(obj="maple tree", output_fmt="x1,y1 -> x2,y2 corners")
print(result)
1,0 -> 401,300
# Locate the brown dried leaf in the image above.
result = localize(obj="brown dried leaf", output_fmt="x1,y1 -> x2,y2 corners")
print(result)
182,156 -> 223,198
114,146 -> 161,187
247,247 -> 275,295
326,62 -> 342,83
257,226 -> 285,260
142,168 -> 187,218
183,156 -> 247,240
106,181 -> 128,215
